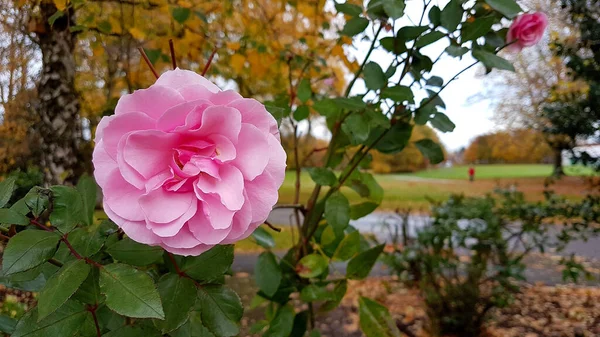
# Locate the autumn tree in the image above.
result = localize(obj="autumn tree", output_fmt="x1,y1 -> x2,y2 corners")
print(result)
543,0 -> 600,171
463,129 -> 553,164
485,0 -> 579,175
1,0 -> 355,183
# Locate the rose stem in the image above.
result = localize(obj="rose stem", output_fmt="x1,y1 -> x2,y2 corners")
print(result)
137,47 -> 159,79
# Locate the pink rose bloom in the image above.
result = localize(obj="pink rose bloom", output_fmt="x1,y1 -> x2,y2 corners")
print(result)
93,69 -> 286,256
506,12 -> 548,51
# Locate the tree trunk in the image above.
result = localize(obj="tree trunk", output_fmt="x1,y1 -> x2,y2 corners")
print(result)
35,3 -> 83,185
553,147 -> 565,177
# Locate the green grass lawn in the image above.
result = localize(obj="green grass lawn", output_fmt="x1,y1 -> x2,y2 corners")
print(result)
404,164 -> 594,180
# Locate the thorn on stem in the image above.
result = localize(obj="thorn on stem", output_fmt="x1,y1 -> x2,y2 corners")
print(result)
138,47 -> 159,79
169,39 -> 177,69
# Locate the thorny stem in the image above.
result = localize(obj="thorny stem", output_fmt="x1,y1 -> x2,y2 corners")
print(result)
264,221 -> 282,232
137,47 -> 159,79
167,252 -> 183,275
30,218 -> 52,232
167,252 -> 202,287
87,304 -> 101,337
202,47 -> 218,76
169,39 -> 177,69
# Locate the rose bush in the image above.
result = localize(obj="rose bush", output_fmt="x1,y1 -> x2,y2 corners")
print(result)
92,69 -> 286,255
507,12 -> 548,51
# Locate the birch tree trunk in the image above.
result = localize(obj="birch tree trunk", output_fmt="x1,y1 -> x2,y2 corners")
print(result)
34,2 -> 83,185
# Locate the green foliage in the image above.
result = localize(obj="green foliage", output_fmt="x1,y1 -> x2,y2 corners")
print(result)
255,252 -> 282,297
155,274 -> 198,333
378,191 -> 600,336
100,263 -> 165,319
484,0 -> 522,18
196,286 -> 243,337
359,297 -> 401,337
37,259 -> 90,320
106,237 -> 163,266
306,167 -> 337,186
2,230 -> 61,275
296,254 -> 328,278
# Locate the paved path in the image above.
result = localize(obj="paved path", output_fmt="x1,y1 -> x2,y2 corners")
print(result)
253,209 -> 600,285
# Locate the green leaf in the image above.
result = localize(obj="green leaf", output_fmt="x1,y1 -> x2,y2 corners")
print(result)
48,10 -> 64,26
440,0 -> 463,32
290,311 -> 308,337
76,175 -> 97,226
100,263 -> 165,319
264,104 -> 286,127
415,139 -> 445,164
2,230 -> 60,276
22,187 -> 50,218
350,202 -> 380,220
297,79 -> 312,103
335,3 -> 363,17
255,252 -> 282,297
300,284 -> 335,302
306,167 -> 337,186
333,231 -> 361,261
50,185 -> 85,233
384,65 -> 397,78
0,176 -> 16,208
461,16 -> 496,42
415,31 -> 446,47
69,226 -> 106,259
155,273 -> 197,333
325,192 -> 350,234
106,237 -> 163,266
359,297 -> 401,337
103,326 -> 162,337
319,280 -> 347,312
293,105 -> 310,121
484,0 -> 522,19
363,62 -> 387,90
425,90 -> 446,109
312,99 -> 339,116
472,49 -> 515,71
426,76 -> 444,87
382,0 -> 405,19
172,7 -> 191,23
374,123 -> 413,154
37,259 -> 90,320
197,285 -> 243,337
380,37 -> 407,55
73,267 -> 102,305
13,301 -> 89,337
0,315 -> 16,334
97,20 -> 112,34
397,26 -> 429,42
347,244 -> 384,280
342,113 -> 371,144
428,5 -> 441,26
251,227 -> 275,249
181,245 -> 234,282
380,85 -> 413,103
297,254 -> 328,278
341,17 -> 369,36
445,45 -> 469,58
0,209 -> 29,226
429,112 -> 455,132
171,311 -> 215,337
263,305 -> 295,337
333,97 -> 366,110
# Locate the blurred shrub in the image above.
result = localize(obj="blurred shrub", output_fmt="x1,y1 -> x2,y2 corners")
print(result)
380,191 -> 599,337
5,167 -> 44,204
